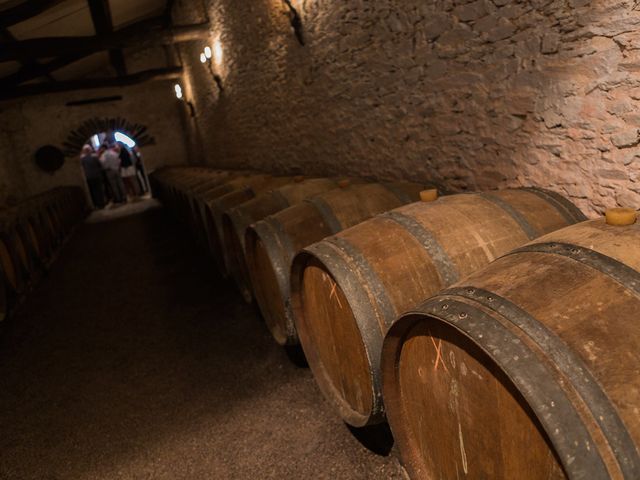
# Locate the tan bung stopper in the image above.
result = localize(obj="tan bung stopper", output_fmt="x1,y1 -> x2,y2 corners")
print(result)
294,175 -> 305,183
419,189 -> 438,203
338,179 -> 351,188
605,207 -> 637,226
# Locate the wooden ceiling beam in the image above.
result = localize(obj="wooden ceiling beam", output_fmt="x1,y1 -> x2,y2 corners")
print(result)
0,66 -> 183,100
0,53 -> 87,87
0,26 -> 57,83
87,0 -> 126,76
0,0 -> 63,28
0,20 -> 210,62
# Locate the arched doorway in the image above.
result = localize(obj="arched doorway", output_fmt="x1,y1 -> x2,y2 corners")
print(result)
65,117 -> 155,210
80,130 -> 150,209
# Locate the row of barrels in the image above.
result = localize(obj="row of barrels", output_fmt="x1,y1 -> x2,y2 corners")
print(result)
150,166 -> 640,480
0,187 -> 87,325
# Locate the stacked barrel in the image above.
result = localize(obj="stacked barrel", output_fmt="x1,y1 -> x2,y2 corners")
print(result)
152,165 -> 640,480
0,186 -> 87,324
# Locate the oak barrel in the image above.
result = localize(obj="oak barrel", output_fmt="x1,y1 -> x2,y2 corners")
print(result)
223,178 -> 354,302
290,188 -> 586,426
0,265 -> 6,325
0,219 -> 28,295
198,175 -> 294,275
382,211 -> 640,480
246,181 -> 431,346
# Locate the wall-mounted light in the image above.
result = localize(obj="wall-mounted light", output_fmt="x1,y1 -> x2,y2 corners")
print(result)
283,0 -> 304,46
173,83 -> 196,117
199,45 -> 224,93
213,39 -> 223,65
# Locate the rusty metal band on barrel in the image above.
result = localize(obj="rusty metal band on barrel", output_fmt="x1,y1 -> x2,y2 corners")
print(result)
416,293 -> 611,479
523,188 -> 588,224
381,211 -> 459,286
305,197 -> 343,234
479,193 -> 539,240
250,218 -> 298,341
227,207 -> 260,251
445,282 -> 639,479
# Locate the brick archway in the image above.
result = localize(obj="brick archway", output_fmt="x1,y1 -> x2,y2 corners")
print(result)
62,117 -> 156,157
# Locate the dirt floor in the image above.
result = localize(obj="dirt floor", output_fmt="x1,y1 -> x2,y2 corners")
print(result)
0,200 -> 405,480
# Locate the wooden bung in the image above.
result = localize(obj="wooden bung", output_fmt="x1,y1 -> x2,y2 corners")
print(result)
419,189 -> 438,202
382,216 -> 640,480
605,207 -> 637,226
245,181 -> 434,346
290,188 -> 586,427
222,178 -> 349,303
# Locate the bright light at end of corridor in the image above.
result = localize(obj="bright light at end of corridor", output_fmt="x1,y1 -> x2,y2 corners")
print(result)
114,132 -> 136,148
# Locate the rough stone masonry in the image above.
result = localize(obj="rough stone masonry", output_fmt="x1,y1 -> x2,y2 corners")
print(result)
176,0 -> 640,217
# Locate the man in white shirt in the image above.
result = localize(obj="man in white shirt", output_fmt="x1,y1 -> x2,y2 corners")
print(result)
99,144 -> 126,204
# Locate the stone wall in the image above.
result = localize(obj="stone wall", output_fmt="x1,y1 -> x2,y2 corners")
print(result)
0,80 -> 190,205
174,0 -> 640,216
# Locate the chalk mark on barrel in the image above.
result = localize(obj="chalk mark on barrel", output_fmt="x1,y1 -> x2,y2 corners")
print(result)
430,335 -> 449,373
458,421 -> 469,474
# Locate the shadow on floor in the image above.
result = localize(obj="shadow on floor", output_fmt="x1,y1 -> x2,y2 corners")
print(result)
0,205 -> 404,480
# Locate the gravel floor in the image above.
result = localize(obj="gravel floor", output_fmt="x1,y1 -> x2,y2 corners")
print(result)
0,200 -> 405,480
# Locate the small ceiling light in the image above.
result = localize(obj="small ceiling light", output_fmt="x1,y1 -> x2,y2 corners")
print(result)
213,39 -> 223,65
204,46 -> 212,59
200,52 -> 207,63
174,83 -> 183,99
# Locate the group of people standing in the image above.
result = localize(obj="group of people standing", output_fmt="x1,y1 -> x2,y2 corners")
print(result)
81,142 -> 148,209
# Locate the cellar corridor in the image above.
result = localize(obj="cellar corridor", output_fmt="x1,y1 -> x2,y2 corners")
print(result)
0,201 -> 402,480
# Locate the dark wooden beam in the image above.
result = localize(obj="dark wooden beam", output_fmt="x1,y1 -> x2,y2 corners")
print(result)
0,26 -> 58,83
87,0 -> 126,76
0,20 -> 210,62
0,0 -> 62,28
0,53 -> 86,87
0,67 -> 183,100
163,0 -> 177,26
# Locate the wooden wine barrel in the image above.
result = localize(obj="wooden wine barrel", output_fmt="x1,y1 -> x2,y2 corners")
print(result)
12,217 -> 38,279
0,264 -> 6,324
199,175 -> 294,274
246,181 -> 433,346
152,168 -> 244,245
0,223 -> 27,295
30,206 -> 57,261
290,188 -> 586,427
382,209 -> 640,480
223,178 -> 356,303
183,171 -> 252,244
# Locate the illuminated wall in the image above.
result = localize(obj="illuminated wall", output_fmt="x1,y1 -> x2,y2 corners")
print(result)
174,0 -> 640,216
